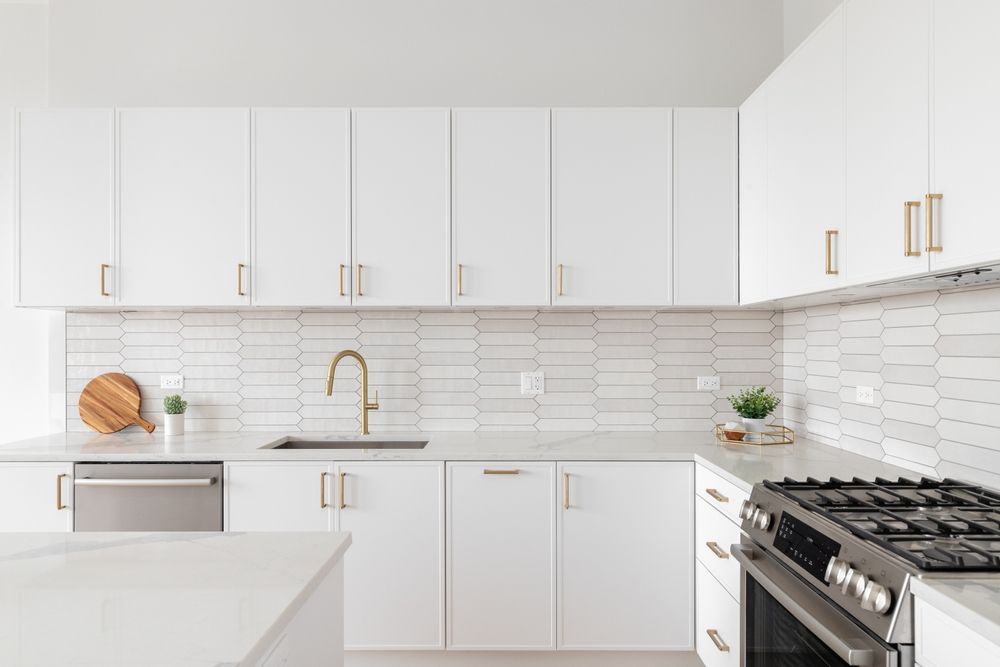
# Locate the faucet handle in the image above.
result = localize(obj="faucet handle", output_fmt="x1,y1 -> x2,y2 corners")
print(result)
369,390 -> 380,410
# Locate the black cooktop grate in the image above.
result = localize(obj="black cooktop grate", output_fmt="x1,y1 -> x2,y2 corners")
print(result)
764,476 -> 1000,571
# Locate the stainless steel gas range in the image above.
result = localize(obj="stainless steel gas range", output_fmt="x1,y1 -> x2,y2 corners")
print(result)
733,476 -> 1000,666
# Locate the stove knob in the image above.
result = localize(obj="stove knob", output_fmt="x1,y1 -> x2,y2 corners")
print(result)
751,507 -> 772,531
739,500 -> 756,521
842,569 -> 868,599
861,581 -> 893,615
824,557 -> 850,586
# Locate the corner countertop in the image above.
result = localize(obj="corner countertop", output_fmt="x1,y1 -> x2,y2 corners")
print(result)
0,429 -> 922,493
0,531 -> 351,666
910,577 -> 1000,649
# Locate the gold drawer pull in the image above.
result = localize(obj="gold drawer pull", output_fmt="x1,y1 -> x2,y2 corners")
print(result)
338,264 -> 346,297
356,264 -> 364,297
705,488 -> 729,503
904,201 -> 922,257
320,472 -> 329,508
706,629 -> 730,652
100,264 -> 110,297
56,473 -> 68,510
926,193 -> 943,252
338,471 -> 347,509
457,264 -> 464,297
237,263 -> 247,296
483,469 -> 519,475
706,541 -> 730,560
563,472 -> 570,510
825,230 -> 839,275
557,264 -> 565,296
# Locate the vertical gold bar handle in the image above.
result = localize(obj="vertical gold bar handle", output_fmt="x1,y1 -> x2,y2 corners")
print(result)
457,264 -> 464,297
338,472 -> 347,509
926,193 -> 943,252
339,264 -> 346,297
100,264 -> 110,297
356,264 -> 364,297
706,629 -> 730,652
904,201 -> 922,257
320,472 -> 329,508
824,230 -> 839,276
237,263 -> 246,296
56,473 -> 67,510
557,264 -> 565,297
563,472 -> 570,510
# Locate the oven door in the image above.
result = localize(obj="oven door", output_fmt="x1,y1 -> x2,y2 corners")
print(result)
732,542 -> 908,667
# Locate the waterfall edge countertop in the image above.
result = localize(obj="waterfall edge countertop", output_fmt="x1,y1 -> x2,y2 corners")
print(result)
0,429 -> 921,493
0,532 -> 351,666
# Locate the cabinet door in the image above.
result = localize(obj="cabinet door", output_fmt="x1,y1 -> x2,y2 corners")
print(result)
552,109 -> 672,306
930,0 -> 1000,270
447,462 -> 555,649
695,561 -> 740,667
225,462 -> 333,532
16,109 -> 115,307
738,90 -> 769,304
766,7 -> 845,299
253,109 -> 351,306
119,109 -> 250,306
336,462 -> 444,649
0,463 -> 73,531
557,462 -> 693,650
352,109 -> 450,306
673,108 -> 738,306
845,0 -> 931,284
452,109 -> 549,306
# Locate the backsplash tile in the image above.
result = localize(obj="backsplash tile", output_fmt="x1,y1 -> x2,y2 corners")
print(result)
66,310 -> 780,434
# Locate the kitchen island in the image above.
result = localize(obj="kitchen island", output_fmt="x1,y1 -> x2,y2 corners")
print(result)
0,531 -> 351,666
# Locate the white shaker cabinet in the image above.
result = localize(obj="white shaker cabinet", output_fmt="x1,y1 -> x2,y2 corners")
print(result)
335,461 -> 444,650
551,108 -> 673,306
118,109 -> 250,307
15,109 -> 115,307
225,462 -> 334,532
695,560 -> 740,667
672,108 -> 738,306
451,109 -> 550,306
252,109 -> 351,306
557,462 -> 693,650
352,109 -> 450,306
766,6 -> 845,299
446,462 -> 556,650
845,0 -> 931,284
0,463 -> 74,532
738,90 -> 769,304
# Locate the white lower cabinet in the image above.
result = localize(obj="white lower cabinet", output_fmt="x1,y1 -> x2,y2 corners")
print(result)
557,462 -> 693,650
446,462 -> 556,649
695,560 -> 740,667
914,596 -> 1000,667
0,463 -> 74,531
225,462 -> 334,531
695,496 -> 742,600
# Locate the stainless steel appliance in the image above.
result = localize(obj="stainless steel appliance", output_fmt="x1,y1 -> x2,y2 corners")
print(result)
735,476 -> 1000,666
74,462 -> 223,531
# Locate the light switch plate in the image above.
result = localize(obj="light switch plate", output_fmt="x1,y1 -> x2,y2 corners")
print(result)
161,375 -> 184,390
697,376 -> 721,391
520,372 -> 545,395
856,385 -> 874,405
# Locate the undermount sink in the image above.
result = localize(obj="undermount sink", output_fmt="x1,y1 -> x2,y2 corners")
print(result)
267,440 -> 429,450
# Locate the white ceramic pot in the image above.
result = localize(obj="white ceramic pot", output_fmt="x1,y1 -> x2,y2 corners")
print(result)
741,418 -> 768,442
164,413 -> 185,436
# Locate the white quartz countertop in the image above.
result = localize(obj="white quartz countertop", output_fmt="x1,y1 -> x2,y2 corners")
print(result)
910,577 -> 1000,649
0,531 -> 351,666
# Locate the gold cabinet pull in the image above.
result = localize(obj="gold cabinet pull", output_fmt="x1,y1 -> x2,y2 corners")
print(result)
457,264 -> 464,297
904,201 -> 922,257
483,468 -> 520,475
339,264 -> 346,297
237,263 -> 247,296
824,230 -> 839,275
100,264 -> 110,297
338,471 -> 347,509
320,472 -> 329,509
706,629 -> 730,653
926,193 -> 943,252
705,488 -> 729,503
356,264 -> 364,297
56,473 -> 68,510
706,541 -> 730,560
557,264 -> 565,296
563,472 -> 570,510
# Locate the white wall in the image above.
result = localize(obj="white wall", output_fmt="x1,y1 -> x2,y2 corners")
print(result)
0,0 -> 65,444
48,0 -> 784,107
783,0 -> 841,55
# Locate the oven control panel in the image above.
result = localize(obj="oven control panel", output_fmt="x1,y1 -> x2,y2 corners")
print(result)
772,511 -> 841,584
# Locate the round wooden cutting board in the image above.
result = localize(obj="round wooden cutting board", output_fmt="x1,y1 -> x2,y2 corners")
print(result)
79,373 -> 156,433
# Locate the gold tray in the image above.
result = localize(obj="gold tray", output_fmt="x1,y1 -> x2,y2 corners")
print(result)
714,423 -> 795,446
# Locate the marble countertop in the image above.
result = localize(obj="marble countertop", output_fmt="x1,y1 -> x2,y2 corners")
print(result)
0,429 -> 923,492
910,577 -> 1000,648
0,531 -> 351,666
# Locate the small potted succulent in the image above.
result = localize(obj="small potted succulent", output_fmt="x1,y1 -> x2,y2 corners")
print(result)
163,394 -> 188,436
727,386 -> 780,441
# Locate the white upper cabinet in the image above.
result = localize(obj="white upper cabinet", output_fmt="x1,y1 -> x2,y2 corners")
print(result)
929,0 -> 1000,271
766,6 -> 845,299
452,109 -> 550,306
552,108 -> 673,306
119,109 -> 250,307
738,90 -> 769,304
672,108 -> 738,306
352,109 -> 450,306
252,109 -> 351,306
845,0 -> 931,284
16,109 -> 115,307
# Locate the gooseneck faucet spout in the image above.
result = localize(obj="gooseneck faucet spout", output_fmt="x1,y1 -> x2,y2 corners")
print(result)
325,350 -> 379,435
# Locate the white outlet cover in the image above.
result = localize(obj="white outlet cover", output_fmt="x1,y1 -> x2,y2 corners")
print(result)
161,375 -> 184,390
520,372 -> 544,395
855,385 -> 874,405
697,376 -> 721,391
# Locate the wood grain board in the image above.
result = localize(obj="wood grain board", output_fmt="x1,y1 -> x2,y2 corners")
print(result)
79,373 -> 156,433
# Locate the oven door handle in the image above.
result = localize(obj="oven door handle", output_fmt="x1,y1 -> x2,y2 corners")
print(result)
732,544 -> 881,667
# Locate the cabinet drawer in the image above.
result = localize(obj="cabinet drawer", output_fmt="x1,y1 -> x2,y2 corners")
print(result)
696,464 -> 750,526
915,597 -> 1000,667
696,560 -> 739,667
695,496 -> 741,600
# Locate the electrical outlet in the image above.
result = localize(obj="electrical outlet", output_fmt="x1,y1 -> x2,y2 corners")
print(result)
161,375 -> 184,390
856,385 -> 874,405
697,376 -> 721,391
520,371 -> 545,395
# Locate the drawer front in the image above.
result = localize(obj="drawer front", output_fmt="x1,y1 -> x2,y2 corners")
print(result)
915,598 -> 1000,667
695,496 -> 742,600
696,464 -> 750,526
696,560 -> 740,667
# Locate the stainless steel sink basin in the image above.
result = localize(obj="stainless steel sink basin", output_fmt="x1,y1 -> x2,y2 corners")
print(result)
268,440 -> 429,450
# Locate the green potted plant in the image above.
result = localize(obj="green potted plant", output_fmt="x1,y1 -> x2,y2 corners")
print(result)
163,394 -> 188,436
727,386 -> 780,441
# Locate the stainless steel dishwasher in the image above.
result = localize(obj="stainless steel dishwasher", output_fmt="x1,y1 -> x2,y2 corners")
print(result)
74,462 -> 223,531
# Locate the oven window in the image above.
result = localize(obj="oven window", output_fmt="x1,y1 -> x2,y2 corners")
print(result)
746,575 -> 849,667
